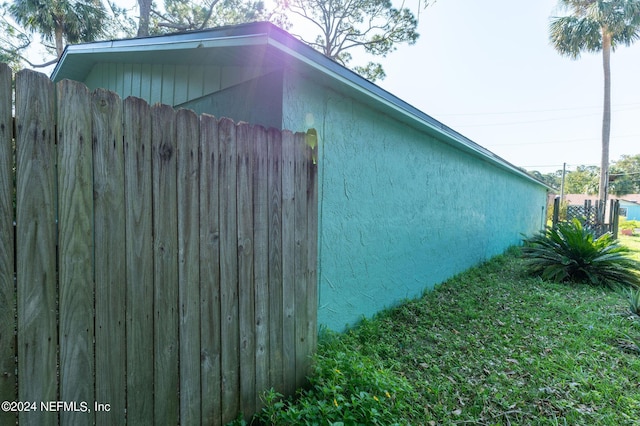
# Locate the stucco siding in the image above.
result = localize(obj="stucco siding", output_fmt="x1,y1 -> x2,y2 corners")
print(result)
282,70 -> 547,331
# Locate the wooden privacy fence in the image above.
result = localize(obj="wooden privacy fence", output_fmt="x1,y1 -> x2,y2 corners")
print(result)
0,64 -> 318,425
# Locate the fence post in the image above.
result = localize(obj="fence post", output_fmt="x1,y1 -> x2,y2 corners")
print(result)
611,199 -> 619,239
552,196 -> 560,228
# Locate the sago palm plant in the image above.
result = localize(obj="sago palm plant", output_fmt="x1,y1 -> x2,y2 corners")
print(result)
628,287 -> 640,317
522,219 -> 640,288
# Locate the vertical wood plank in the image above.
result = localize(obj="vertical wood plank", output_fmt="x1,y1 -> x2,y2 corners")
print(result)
57,79 -> 95,426
174,64 -> 189,105
305,130 -> 319,368
219,117 -> 240,422
280,130 -> 296,395
252,125 -> 269,410
293,132 -> 309,387
15,69 -> 57,426
123,96 -> 154,424
237,122 -> 255,419
267,128 -> 284,393
151,103 -> 179,425
0,62 -> 16,426
92,88 -> 126,426
199,114 -> 222,426
177,108 -> 202,425
161,64 -> 176,105
150,64 -> 163,105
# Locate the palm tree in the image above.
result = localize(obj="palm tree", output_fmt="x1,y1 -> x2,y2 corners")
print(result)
10,0 -> 108,60
549,0 -> 640,209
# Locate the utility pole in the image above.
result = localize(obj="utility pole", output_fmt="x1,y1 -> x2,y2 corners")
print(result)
560,162 -> 566,203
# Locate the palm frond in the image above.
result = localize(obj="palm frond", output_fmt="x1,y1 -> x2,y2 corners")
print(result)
549,0 -> 640,56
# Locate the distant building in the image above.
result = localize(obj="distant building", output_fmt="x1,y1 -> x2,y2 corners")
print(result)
564,194 -> 640,221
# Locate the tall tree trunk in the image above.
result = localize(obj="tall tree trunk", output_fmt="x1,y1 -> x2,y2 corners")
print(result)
137,0 -> 153,37
55,25 -> 64,59
598,29 -> 611,209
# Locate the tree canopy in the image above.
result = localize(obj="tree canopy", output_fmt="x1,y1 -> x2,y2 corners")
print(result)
3,0 -> 428,82
9,0 -> 109,59
609,154 -> 640,195
136,0 -> 284,37
279,0 -> 426,81
2,0 -> 133,68
528,154 -> 640,196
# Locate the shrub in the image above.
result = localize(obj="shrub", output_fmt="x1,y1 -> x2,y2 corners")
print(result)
619,219 -> 640,231
258,333 -> 415,425
521,219 -> 640,288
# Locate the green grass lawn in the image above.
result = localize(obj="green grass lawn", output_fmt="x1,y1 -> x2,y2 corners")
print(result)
259,244 -> 640,425
620,234 -> 640,262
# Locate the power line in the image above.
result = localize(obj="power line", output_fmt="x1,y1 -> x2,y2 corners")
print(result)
522,163 -> 599,169
452,108 -> 640,128
433,102 -> 640,117
485,133 -> 640,147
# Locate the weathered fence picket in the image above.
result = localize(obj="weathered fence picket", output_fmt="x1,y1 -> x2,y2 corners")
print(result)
57,79 -> 95,426
15,69 -> 58,426
0,66 -> 318,425
0,63 -> 16,426
123,96 -> 154,425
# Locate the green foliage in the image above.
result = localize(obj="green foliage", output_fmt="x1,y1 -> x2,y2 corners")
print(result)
550,0 -> 640,59
627,287 -> 640,316
9,0 -> 109,57
527,154 -> 640,197
258,333 -> 415,425
522,219 -> 640,288
564,164 -> 599,195
546,198 -> 568,222
619,219 -> 640,230
151,0 -> 280,34
280,0 -> 425,82
610,154 -> 640,195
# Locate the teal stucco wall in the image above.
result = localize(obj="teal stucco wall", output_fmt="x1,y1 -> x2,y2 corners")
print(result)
282,70 -> 547,331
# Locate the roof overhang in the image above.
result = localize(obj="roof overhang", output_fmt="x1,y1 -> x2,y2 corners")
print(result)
51,22 -> 549,190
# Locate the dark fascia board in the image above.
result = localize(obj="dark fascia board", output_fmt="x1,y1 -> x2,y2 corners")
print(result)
51,21 -> 549,190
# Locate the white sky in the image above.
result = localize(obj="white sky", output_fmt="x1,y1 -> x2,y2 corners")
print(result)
372,0 -> 640,174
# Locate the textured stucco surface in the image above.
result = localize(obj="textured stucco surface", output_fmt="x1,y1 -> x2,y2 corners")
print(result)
282,70 -> 547,331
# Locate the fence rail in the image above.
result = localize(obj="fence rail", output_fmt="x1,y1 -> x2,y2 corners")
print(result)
0,64 -> 318,425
